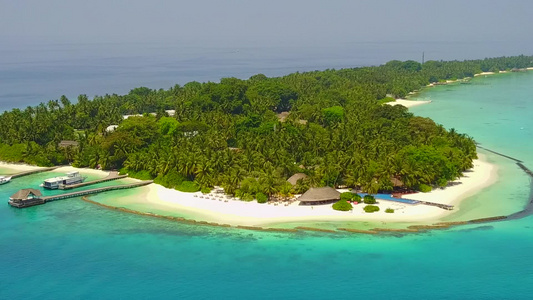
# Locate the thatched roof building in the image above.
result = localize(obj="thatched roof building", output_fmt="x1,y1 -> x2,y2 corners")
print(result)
277,111 -> 290,122
10,189 -> 42,201
298,187 -> 340,205
58,140 -> 79,148
287,173 -> 308,186
391,177 -> 404,187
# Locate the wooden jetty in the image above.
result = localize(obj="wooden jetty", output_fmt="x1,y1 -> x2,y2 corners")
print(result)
417,200 -> 454,210
517,162 -> 533,178
8,181 -> 153,208
10,166 -> 61,179
59,171 -> 128,190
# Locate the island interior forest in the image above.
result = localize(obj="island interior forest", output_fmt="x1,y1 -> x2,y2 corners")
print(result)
1,55 -> 532,198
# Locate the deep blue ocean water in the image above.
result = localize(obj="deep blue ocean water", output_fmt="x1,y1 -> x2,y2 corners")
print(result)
1,43 -> 533,299
1,40 -> 530,111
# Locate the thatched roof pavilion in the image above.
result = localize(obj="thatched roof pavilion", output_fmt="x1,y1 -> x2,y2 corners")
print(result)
287,173 -> 308,186
10,189 -> 42,201
391,177 -> 404,187
298,187 -> 340,205
58,140 -> 79,148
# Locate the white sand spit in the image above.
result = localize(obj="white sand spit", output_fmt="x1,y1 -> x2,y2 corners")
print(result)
386,99 -> 432,108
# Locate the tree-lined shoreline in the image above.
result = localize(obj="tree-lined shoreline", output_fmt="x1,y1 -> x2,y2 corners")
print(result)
1,55 -> 531,199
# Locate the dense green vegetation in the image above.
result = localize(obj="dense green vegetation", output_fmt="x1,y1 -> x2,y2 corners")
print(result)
332,200 -> 353,211
363,195 -> 377,204
1,56 -> 531,196
418,184 -> 432,193
385,208 -> 395,213
364,205 -> 380,213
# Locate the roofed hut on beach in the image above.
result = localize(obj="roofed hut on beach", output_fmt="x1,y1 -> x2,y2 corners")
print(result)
391,177 -> 404,187
298,187 -> 340,206
287,173 -> 308,186
58,140 -> 79,148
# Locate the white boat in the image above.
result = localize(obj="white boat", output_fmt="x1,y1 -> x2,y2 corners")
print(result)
0,175 -> 12,184
41,171 -> 86,189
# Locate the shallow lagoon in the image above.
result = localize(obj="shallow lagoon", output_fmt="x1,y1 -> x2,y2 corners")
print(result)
1,72 -> 533,299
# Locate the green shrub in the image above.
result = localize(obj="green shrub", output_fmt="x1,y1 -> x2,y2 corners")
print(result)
363,205 -> 380,213
332,200 -> 353,211
385,208 -> 394,213
154,170 -> 186,189
340,192 -> 355,202
176,181 -> 200,193
418,184 -> 432,193
377,96 -> 396,105
437,178 -> 448,188
363,195 -> 376,204
353,193 -> 362,202
256,192 -> 268,204
201,187 -> 211,194
123,169 -> 154,180
241,193 -> 254,202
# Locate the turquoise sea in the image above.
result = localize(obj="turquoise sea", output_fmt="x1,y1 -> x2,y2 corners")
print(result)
2,73 -> 533,298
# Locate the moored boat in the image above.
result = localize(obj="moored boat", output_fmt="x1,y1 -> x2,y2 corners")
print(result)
0,176 -> 12,185
41,171 -> 86,189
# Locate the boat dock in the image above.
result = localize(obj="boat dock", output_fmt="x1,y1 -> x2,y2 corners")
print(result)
417,200 -> 454,210
10,166 -> 61,179
59,171 -> 128,189
42,181 -> 153,202
9,181 -> 153,208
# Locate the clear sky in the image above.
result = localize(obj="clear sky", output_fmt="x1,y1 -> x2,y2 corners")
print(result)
1,0 -> 533,47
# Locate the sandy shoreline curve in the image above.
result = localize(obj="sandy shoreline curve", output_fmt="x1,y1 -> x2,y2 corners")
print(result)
386,99 -> 432,108
1,155 -> 497,227
0,161 -> 43,174
93,154 -> 497,227
0,162 -> 111,178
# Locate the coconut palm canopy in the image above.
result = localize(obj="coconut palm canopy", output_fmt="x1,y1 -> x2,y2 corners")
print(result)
10,189 -> 42,200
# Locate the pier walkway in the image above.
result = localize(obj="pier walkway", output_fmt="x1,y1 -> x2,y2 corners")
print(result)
417,201 -> 454,210
41,181 -> 153,203
11,167 -> 61,179
476,145 -> 533,221
60,171 -> 128,190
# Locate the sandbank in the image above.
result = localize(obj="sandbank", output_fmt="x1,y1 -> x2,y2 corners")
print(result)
0,161 -> 110,178
0,161 -> 43,174
100,155 -> 497,227
474,72 -> 496,77
401,154 -> 497,207
386,99 -> 432,108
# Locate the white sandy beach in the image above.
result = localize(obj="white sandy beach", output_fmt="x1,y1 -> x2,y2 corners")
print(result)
474,71 -> 496,77
0,162 -> 110,178
1,156 -> 497,227
104,155 -> 497,226
0,162 -> 43,174
386,99 -> 432,108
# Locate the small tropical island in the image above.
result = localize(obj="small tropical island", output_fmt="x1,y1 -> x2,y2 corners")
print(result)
1,55 -> 532,227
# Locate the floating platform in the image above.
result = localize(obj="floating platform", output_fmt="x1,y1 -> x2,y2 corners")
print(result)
8,198 -> 45,208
